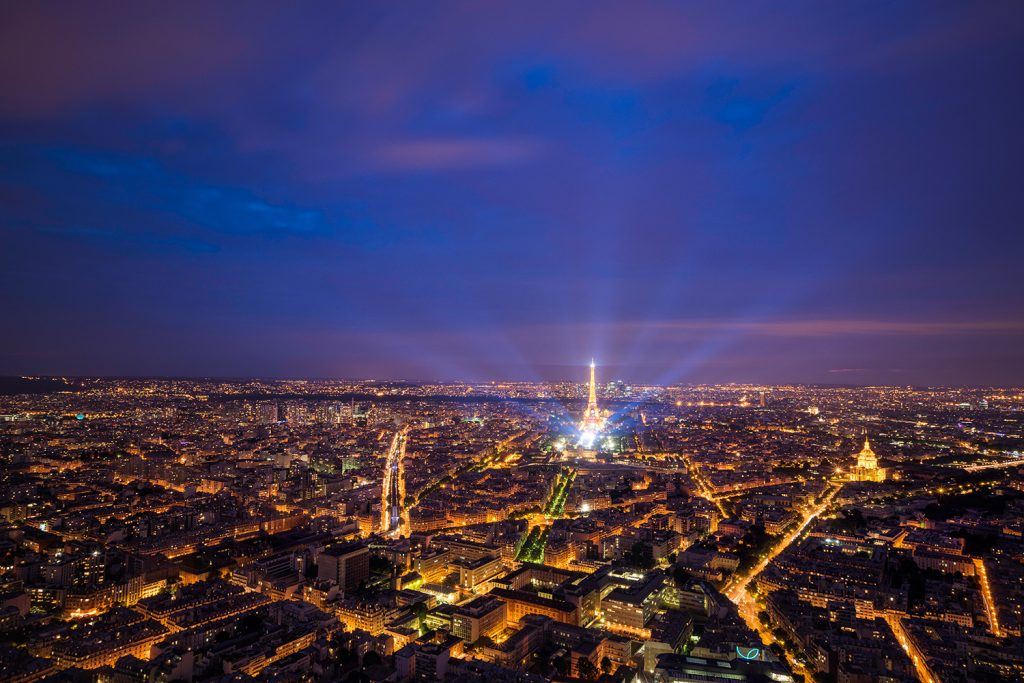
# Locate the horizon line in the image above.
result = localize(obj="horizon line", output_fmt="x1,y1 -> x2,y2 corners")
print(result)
5,374 -> 1021,391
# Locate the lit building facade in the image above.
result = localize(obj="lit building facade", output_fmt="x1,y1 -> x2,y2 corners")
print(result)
849,437 -> 887,482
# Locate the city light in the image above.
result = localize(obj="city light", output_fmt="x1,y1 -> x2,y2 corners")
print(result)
1,374 -> 1020,682
1,5 -> 1020,682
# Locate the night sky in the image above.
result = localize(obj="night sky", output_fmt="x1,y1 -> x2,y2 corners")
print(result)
2,2 -> 1023,385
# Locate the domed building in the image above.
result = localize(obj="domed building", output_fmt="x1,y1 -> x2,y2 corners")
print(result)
850,436 -> 887,482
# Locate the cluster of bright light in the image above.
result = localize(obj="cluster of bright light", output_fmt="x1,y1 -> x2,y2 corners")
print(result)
975,558 -> 1002,637
577,359 -> 603,448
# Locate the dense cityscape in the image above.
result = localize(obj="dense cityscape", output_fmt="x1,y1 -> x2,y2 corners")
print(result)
0,368 -> 1021,682
4,3 -> 1024,682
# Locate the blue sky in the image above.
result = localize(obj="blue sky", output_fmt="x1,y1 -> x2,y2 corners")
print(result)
1,2 -> 1023,384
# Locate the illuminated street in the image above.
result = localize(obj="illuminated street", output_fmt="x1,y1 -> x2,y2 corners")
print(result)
724,483 -> 844,677
380,427 -> 410,538
725,482 -> 844,603
1,4 -> 1022,682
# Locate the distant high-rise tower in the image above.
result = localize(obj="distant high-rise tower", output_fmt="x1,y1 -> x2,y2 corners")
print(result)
579,359 -> 604,435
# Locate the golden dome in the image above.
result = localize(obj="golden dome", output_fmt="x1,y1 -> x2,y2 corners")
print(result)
851,435 -> 886,482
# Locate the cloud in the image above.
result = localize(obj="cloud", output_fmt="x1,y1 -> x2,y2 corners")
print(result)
642,319 -> 1024,337
370,137 -> 543,172
36,225 -> 217,254
1,145 -> 325,242
828,367 -> 905,375
513,318 -> 1024,340
0,3 -> 261,117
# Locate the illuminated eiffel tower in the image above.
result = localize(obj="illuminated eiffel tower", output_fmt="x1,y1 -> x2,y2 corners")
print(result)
579,359 -> 604,438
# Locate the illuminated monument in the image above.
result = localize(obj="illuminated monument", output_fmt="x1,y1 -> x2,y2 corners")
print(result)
850,436 -> 887,482
578,359 -> 605,448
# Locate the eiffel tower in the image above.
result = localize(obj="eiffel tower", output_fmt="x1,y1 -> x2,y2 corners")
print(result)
579,359 -> 604,434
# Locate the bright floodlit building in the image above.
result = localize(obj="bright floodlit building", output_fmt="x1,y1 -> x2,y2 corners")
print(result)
849,436 -> 887,482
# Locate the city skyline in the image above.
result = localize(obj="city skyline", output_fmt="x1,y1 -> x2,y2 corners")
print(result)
1,375 -> 1020,682
4,353 -> 1024,388
2,3 -> 1024,385
1,6 -> 1023,683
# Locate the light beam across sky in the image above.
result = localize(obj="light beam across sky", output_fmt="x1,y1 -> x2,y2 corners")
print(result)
1,2 -> 1023,385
